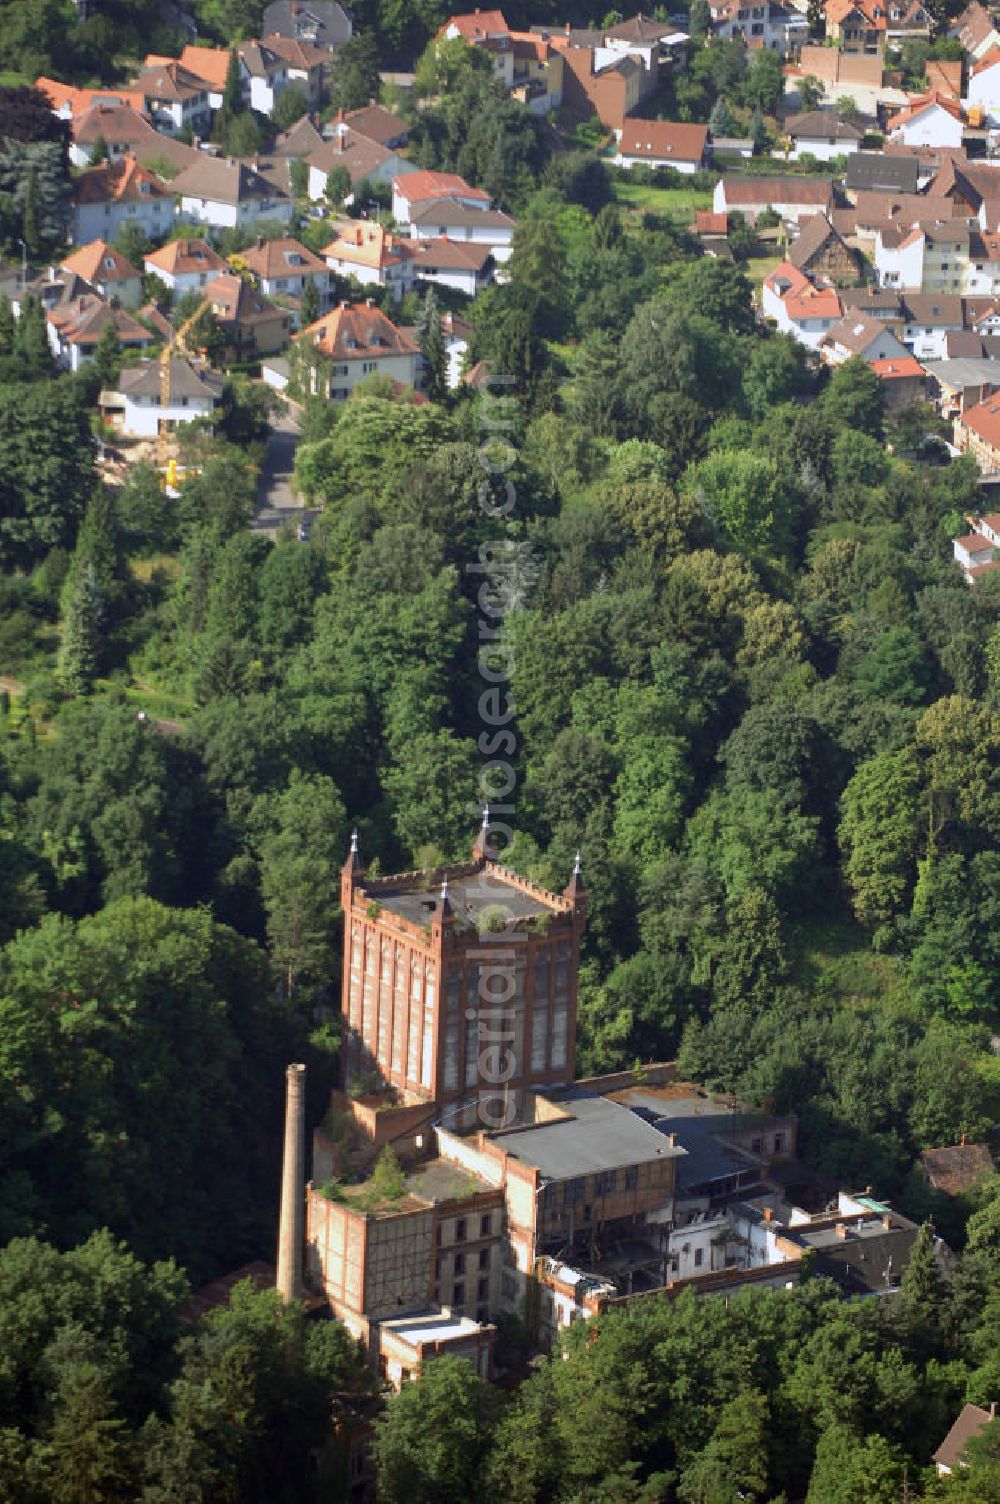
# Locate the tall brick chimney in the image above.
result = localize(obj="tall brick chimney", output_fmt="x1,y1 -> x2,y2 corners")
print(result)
276,1062 -> 307,1303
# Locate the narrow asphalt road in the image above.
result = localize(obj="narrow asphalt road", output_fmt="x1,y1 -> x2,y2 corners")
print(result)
253,404 -> 316,536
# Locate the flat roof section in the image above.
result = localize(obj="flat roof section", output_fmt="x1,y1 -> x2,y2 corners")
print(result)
376,870 -> 552,927
493,1093 -> 685,1181
404,1158 -> 493,1205
380,1308 -> 488,1346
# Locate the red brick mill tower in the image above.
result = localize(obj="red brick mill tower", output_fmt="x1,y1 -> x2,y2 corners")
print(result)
339,815 -> 587,1128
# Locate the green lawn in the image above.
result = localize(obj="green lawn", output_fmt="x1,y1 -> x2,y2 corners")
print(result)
612,178 -> 713,224
745,252 -> 785,289
0,70 -> 30,86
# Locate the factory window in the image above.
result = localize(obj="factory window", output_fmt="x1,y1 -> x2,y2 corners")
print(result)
625,1166 -> 638,1191
480,1213 -> 491,1237
774,1133 -> 785,1153
565,1178 -> 585,1205
479,1249 -> 490,1270
455,1218 -> 466,1242
453,1282 -> 465,1308
694,1248 -> 703,1268
435,1225 -> 442,1246
478,1278 -> 489,1300
752,1137 -> 763,1154
454,1253 -> 465,1276
477,1306 -> 489,1323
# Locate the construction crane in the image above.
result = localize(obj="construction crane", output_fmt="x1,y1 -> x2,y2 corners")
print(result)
157,295 -> 213,473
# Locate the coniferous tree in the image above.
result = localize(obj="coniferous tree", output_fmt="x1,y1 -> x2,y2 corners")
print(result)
300,273 -> 319,329
57,559 -> 104,694
221,47 -> 244,121
93,321 -> 121,391
21,167 -> 40,259
709,96 -> 738,138
895,1220 -> 946,1353
0,293 -> 15,357
14,293 -> 53,377
89,133 -> 109,165
418,287 -> 447,402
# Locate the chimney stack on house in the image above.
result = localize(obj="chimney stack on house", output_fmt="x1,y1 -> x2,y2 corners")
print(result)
276,1062 -> 307,1303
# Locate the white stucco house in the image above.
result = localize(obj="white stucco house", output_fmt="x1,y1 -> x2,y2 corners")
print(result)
819,314 -> 911,365
783,110 -> 865,162
143,237 -> 228,295
614,120 -> 709,172
71,155 -> 174,246
391,170 -> 492,225
761,262 -> 844,349
169,157 -> 293,230
405,197 -> 516,265
102,356 -> 224,437
289,300 -> 420,400
321,223 -> 415,300
886,92 -> 965,149
968,47 -> 1000,121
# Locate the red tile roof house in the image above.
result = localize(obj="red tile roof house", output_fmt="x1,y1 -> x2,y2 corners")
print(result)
71,155 -> 174,247
761,261 -> 843,349
305,122 -> 414,203
239,35 -> 331,115
61,240 -> 144,309
143,237 -> 227,296
391,170 -> 492,225
440,10 -> 510,42
919,1139 -> 994,1196
286,299 -> 419,400
321,222 -> 415,301
951,0 -> 1000,61
955,397 -> 1000,479
613,120 -> 709,173
129,59 -> 214,137
47,293 -> 153,372
713,176 -> 833,225
886,92 -> 966,151
868,353 -> 927,411
203,271 -> 293,358
241,235 -> 332,318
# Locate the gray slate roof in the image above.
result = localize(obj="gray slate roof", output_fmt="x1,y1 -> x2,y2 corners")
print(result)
119,357 -> 224,400
263,0 -> 351,48
845,151 -> 919,195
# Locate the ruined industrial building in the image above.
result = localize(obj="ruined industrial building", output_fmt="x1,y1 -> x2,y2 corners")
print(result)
270,818 -> 928,1401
